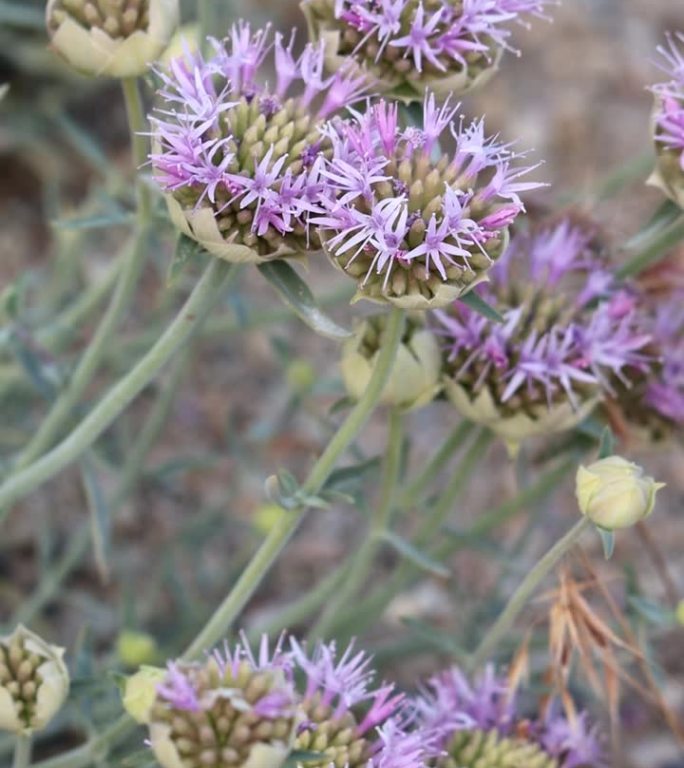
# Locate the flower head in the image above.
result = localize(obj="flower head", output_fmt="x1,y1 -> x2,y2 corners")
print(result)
414,664 -> 604,768
46,0 -> 179,78
302,0 -> 552,101
432,218 -> 652,450
316,94 -> 542,309
648,32 -> 684,207
150,25 -> 366,263
147,635 -> 297,768
0,625 -> 70,735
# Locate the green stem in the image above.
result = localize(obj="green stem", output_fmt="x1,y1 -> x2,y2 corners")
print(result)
183,308 -> 405,659
5,351 -> 191,630
399,420 -> 474,512
13,734 -> 31,768
13,77 -> 152,470
310,408 -> 403,639
326,428 -> 492,639
0,259 -> 236,520
469,516 -> 592,670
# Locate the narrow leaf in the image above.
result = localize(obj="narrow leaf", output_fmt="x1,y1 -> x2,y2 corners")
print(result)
53,211 -> 134,231
80,457 -> 111,583
598,426 -> 615,459
401,618 -> 469,661
258,261 -> 352,340
324,456 -> 382,491
597,527 -> 615,560
459,291 -> 504,323
168,234 -> 206,284
627,595 -> 673,626
380,531 -> 450,577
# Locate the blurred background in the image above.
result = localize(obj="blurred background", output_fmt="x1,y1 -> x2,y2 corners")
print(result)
1,1 -> 683,766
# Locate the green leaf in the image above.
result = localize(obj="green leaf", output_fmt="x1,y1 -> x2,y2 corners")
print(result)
328,395 -> 355,415
258,261 -> 352,340
380,531 -> 450,578
598,426 -> 615,459
459,291 -> 504,323
168,234 -> 206,284
52,211 -> 134,231
627,595 -> 673,626
7,332 -> 60,401
80,457 -> 111,582
401,617 -> 470,661
324,456 -> 382,492
619,203 -> 684,279
596,527 -> 615,560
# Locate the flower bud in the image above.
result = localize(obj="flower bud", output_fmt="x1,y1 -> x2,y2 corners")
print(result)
122,666 -> 166,725
46,0 -> 179,78
0,625 -> 69,734
575,456 -> 665,530
117,630 -> 158,667
448,729 -> 556,768
342,314 -> 441,410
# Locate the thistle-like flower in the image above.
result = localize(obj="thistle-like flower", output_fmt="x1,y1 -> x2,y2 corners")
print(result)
150,24 -> 366,263
649,32 -> 684,208
432,218 -> 652,451
341,313 -> 442,409
139,635 -> 412,768
414,665 -> 604,768
0,625 -> 70,735
146,636 -> 297,768
46,0 -> 179,78
302,0 -> 551,102
315,94 -> 541,309
606,280 -> 684,442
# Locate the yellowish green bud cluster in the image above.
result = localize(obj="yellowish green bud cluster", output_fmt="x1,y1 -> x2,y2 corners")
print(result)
0,625 -> 69,735
439,729 -> 557,768
341,313 -> 441,409
46,0 -> 179,77
575,456 -> 665,530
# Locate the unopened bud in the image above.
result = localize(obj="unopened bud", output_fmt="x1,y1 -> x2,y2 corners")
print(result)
575,456 -> 665,530
122,666 -> 166,725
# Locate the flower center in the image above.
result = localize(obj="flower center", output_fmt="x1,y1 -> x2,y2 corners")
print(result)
48,0 -> 151,38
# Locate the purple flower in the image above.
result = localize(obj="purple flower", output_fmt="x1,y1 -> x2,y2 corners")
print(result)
432,218 -> 653,442
414,665 -> 605,768
156,663 -> 201,712
150,25 -> 367,261
315,93 -> 542,308
303,0 -> 553,99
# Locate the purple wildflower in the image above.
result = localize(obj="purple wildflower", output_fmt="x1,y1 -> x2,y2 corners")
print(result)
303,0 -> 553,99
315,93 -> 542,308
150,25 -> 366,261
414,664 -> 605,767
156,662 -> 201,712
432,218 -> 653,444
650,33 -> 684,205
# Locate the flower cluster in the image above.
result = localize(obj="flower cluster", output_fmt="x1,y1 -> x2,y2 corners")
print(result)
432,218 -> 652,449
150,23 -> 366,263
46,0 -> 179,78
128,634 -> 412,768
315,94 -> 541,309
415,665 -> 604,768
302,0 -> 552,101
649,32 -> 684,207
606,270 -> 684,441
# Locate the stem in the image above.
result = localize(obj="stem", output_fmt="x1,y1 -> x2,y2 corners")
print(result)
14,77 -> 152,470
183,308 -> 405,659
310,408 -> 403,639
0,260 -> 236,517
469,516 -> 592,670
13,734 -> 31,768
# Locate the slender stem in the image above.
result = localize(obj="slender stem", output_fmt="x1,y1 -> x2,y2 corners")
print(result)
399,420 -> 474,512
326,428 -> 492,639
183,308 -> 405,659
469,516 -> 592,670
14,77 -> 152,470
310,408 -> 403,639
0,260 -> 236,517
13,734 -> 31,768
